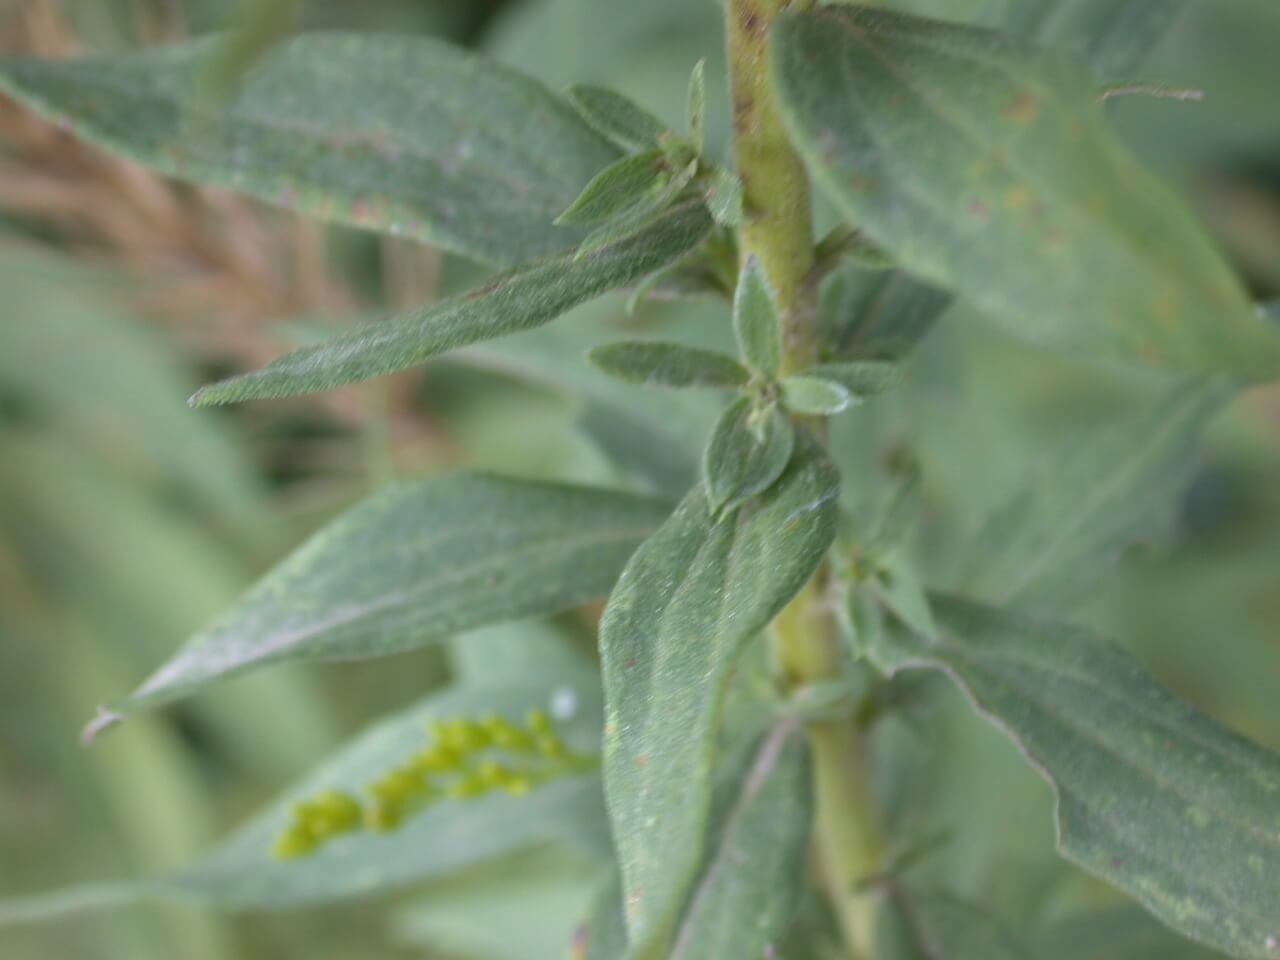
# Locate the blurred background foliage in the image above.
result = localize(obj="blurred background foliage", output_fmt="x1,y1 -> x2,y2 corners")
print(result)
0,1 -> 1278,958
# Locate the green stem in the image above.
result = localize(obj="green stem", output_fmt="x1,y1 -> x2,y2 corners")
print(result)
725,2 -> 886,956
726,0 -> 817,375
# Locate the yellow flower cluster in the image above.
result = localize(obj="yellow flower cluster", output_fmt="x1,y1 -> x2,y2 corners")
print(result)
271,708 -> 594,859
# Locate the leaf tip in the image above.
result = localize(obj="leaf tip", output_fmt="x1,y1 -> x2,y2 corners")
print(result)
81,706 -> 124,746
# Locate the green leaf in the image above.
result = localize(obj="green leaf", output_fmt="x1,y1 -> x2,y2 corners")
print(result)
993,0 -> 1190,77
557,150 -> 666,225
0,677 -> 607,918
390,847 -> 599,960
772,6 -> 1280,381
806,361 -> 902,398
822,268 -> 950,363
600,437 -> 839,959
567,84 -> 669,153
733,257 -> 783,376
575,159 -> 701,259
0,34 -> 619,266
686,58 -> 706,154
458,324 -> 722,498
703,397 -> 796,513
668,725 -> 813,960
587,341 -> 749,389
869,595 -> 1280,960
116,472 -> 670,712
705,166 -> 745,227
876,887 -> 1034,960
959,380 -> 1232,609
193,199 -> 712,404
781,376 -> 853,415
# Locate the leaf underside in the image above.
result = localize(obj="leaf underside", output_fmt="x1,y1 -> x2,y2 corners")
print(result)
0,33 -> 620,265
871,595 -> 1280,960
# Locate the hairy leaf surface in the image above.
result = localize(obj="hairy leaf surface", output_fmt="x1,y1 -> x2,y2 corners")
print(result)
119,472 -> 670,711
870,595 -> 1280,960
193,199 -> 712,404
588,341 -> 749,389
703,397 -> 796,513
600,437 -> 839,959
773,6 -> 1280,380
0,34 -> 619,265
668,725 -> 812,960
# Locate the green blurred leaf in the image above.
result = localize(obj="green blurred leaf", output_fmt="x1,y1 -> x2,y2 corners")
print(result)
733,257 -> 782,377
193,199 -> 712,404
557,150 -> 666,225
0,34 -> 619,266
989,0 -> 1190,77
391,846 -> 599,960
118,472 -> 670,712
959,381 -> 1232,609
703,397 -> 795,514
1038,904 -> 1227,960
200,0 -> 300,99
780,376 -> 852,415
668,724 -> 813,960
704,165 -> 744,227
575,159 -> 701,259
821,267 -> 950,363
587,341 -> 749,389
580,869 -> 628,960
805,362 -> 902,398
567,83 -> 670,153
875,886 -> 1034,960
686,58 -> 706,154
600,437 -> 838,959
458,323 -> 722,498
772,6 -> 1280,380
0,676 -> 608,920
869,595 -> 1280,960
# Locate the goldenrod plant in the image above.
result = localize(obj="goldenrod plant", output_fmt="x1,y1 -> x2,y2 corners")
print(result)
3,1 -> 1280,959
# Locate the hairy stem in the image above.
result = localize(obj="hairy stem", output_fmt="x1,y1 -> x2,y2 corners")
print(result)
725,2 -> 886,956
726,0 -> 817,374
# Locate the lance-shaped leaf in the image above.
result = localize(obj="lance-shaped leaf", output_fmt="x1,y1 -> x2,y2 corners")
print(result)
868,595 -> 1280,960
772,6 -> 1280,381
114,472 -> 671,712
557,150 -> 666,225
780,376 -> 851,416
568,84 -> 670,154
668,725 -> 813,960
703,397 -> 796,513
0,34 -> 620,266
193,199 -> 712,404
575,159 -> 701,259
0,677 -> 607,922
587,341 -> 749,389
600,438 -> 839,959
959,380 -> 1233,610
733,257 -> 782,377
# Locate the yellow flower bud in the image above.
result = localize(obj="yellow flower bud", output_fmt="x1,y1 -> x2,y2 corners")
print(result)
271,822 -> 318,859
365,799 -> 402,832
